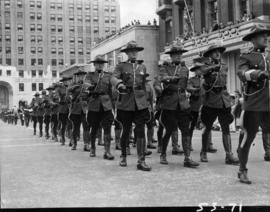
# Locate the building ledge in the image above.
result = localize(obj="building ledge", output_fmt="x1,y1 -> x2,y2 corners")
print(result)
156,4 -> 172,17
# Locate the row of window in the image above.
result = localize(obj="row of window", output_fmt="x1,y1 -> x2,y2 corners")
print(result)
18,83 -> 44,92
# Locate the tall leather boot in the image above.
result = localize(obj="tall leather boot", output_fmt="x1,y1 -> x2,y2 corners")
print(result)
83,131 -> 90,152
115,129 -> 121,150
172,130 -> 184,155
182,136 -> 199,168
104,134 -> 114,160
90,135 -> 96,157
200,129 -> 209,162
34,129 -> 36,136
222,133 -> 239,165
160,134 -> 170,165
207,131 -> 217,153
60,136 -> 65,145
157,125 -> 163,153
97,128 -> 104,146
147,128 -> 156,149
71,139 -> 77,150
137,138 -> 151,171
262,133 -> 270,161
238,169 -> 252,184
237,131 -> 244,154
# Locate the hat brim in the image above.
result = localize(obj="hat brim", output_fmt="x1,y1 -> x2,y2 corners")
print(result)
203,47 -> 226,57
190,66 -> 202,72
90,60 -> 108,64
60,77 -> 73,82
165,49 -> 188,55
120,47 -> 144,52
242,29 -> 270,41
73,72 -> 87,76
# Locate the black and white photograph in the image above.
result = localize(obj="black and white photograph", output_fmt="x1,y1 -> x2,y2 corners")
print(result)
0,0 -> 270,210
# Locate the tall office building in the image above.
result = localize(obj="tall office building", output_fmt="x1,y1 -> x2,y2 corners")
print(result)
0,0 -> 120,109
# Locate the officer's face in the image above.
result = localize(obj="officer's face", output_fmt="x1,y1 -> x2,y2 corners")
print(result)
170,53 -> 181,63
126,50 -> 138,61
94,63 -> 105,72
209,50 -> 221,60
252,33 -> 268,48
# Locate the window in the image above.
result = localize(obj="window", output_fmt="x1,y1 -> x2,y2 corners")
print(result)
111,27 -> 116,33
85,4 -> 90,10
18,58 -> 24,65
19,83 -> 24,92
104,6 -> 109,12
77,26 -> 83,33
52,70 -> 57,78
77,4 -> 82,10
37,36 -> 42,43
78,58 -> 84,64
37,13 -> 42,20
111,6 -> 116,12
51,59 -> 57,66
51,48 -> 56,54
70,59 -> 76,65
51,36 -> 56,44
78,48 -> 83,55
17,12 -> 23,18
70,48 -> 75,54
38,70 -> 43,77
58,37 -> 63,44
50,2 -> 55,9
19,70 -> 24,78
69,15 -> 74,21
93,5 -> 98,11
18,47 -> 24,54
57,3 -> 62,9
69,3 -> 74,9
30,1 -> 35,8
105,16 -> 110,23
0,70 -> 2,76
31,70 -> 36,77
51,25 -> 56,32
77,15 -> 83,22
58,48 -> 63,55
94,27 -> 99,33
31,59 -> 36,66
38,58 -> 43,65
58,59 -> 64,66
78,37 -> 83,44
18,35 -> 23,42
37,47 -> 43,53
50,14 -> 56,21
17,24 -> 23,31
5,0 -> 10,8
105,27 -> 110,33
37,1 -> 42,8
5,11 -> 10,17
69,26 -> 75,32
30,24 -> 35,32
32,83 -> 37,91
6,58 -> 11,65
111,16 -> 116,24
5,35 -> 11,42
70,37 -> 75,43
5,23 -> 11,30
6,70 -> 11,76
17,0 -> 23,8
37,24 -> 42,32
31,35 -> 36,43
31,47 -> 36,54
85,15 -> 91,22
39,83 -> 44,91
6,47 -> 11,54
58,25 -> 63,32
86,49 -> 91,55
93,17 -> 98,22
57,14 -> 62,21
30,12 -> 35,20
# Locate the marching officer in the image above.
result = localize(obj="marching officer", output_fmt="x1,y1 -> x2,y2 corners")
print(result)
199,44 -> 239,165
56,76 -> 73,145
41,90 -> 51,140
30,92 -> 41,136
237,24 -> 270,184
68,69 -> 86,150
85,55 -> 115,160
111,41 -> 152,171
156,45 -> 199,168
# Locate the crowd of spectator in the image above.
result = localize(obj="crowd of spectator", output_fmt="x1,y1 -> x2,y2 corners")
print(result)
95,19 -> 158,46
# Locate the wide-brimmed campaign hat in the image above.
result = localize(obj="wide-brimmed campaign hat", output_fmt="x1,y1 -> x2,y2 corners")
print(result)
59,76 -> 73,82
203,44 -> 226,57
242,23 -> 270,41
190,62 -> 205,72
89,55 -> 108,64
34,92 -> 40,96
120,41 -> 144,53
164,45 -> 188,55
73,69 -> 87,76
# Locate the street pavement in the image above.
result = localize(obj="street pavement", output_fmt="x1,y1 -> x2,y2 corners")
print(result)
0,121 -> 270,208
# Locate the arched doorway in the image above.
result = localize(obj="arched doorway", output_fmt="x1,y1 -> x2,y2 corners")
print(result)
0,81 -> 13,110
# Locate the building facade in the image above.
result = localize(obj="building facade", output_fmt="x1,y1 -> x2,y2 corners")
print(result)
157,0 -> 270,93
0,0 -> 120,109
90,25 -> 160,83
